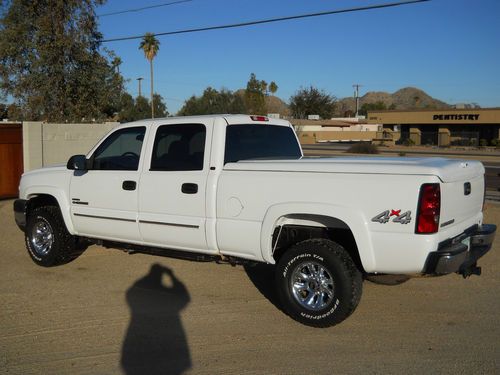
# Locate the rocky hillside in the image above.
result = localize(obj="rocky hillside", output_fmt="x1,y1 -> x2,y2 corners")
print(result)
336,87 -> 451,115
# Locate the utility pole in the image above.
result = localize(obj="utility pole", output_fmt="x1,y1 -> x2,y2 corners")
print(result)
137,77 -> 144,97
353,84 -> 362,118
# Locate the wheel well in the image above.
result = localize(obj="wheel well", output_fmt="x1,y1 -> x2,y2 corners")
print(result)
271,215 -> 364,273
27,194 -> 60,212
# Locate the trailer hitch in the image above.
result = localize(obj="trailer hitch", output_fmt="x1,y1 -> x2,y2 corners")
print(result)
459,263 -> 482,278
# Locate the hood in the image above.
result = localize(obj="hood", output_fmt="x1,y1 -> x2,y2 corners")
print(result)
22,163 -> 67,178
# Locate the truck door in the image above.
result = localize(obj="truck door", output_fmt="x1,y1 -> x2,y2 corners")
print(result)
138,121 -> 214,253
69,126 -> 146,242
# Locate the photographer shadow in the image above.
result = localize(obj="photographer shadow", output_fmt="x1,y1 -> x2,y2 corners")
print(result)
121,263 -> 191,375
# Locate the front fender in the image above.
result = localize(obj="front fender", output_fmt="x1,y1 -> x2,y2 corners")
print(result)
24,186 -> 75,234
260,202 -> 376,271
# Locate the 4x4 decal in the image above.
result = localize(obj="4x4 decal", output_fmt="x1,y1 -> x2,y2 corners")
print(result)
372,210 -> 412,224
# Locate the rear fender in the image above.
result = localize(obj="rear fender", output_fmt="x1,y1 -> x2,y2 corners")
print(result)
260,202 -> 376,271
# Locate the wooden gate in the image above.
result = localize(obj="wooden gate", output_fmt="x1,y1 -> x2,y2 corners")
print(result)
0,124 -> 23,199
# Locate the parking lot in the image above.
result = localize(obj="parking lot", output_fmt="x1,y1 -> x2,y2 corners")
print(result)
1,199 -> 499,375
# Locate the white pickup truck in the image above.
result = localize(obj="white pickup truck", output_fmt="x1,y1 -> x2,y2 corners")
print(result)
14,114 -> 496,327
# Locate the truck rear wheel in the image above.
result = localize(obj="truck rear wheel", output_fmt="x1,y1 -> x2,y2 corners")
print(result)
25,206 -> 83,267
275,239 -> 362,327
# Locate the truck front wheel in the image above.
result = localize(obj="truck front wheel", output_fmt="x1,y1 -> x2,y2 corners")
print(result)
275,239 -> 363,327
25,206 -> 83,267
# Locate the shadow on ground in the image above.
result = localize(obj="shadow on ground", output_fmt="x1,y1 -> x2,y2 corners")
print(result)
244,263 -> 285,313
121,263 -> 191,375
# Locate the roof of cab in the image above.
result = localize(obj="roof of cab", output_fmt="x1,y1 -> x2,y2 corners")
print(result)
118,114 -> 292,128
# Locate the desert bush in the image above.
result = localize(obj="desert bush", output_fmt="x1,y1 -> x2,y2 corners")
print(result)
402,138 -> 415,146
347,143 -> 379,154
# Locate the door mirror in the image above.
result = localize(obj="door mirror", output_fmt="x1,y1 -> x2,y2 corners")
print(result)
67,155 -> 88,170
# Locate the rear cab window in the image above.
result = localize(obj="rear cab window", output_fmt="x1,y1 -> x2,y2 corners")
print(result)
224,125 -> 302,164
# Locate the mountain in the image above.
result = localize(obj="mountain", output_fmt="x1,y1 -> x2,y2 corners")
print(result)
336,87 -> 451,115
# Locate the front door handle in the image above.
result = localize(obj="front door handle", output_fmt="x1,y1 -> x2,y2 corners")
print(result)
122,180 -> 137,191
181,183 -> 198,194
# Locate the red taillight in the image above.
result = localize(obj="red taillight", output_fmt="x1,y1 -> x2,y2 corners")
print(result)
250,115 -> 269,122
416,183 -> 441,234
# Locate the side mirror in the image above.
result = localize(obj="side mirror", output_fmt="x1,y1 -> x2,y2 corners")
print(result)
67,155 -> 88,170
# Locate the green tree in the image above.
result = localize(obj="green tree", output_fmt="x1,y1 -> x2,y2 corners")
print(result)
269,81 -> 278,96
152,93 -> 168,118
0,0 -> 124,122
260,80 -> 268,96
139,33 -> 160,119
0,103 -> 7,120
6,103 -> 22,121
135,96 -> 152,120
100,49 -> 126,119
118,92 -> 167,123
244,73 -> 267,115
178,87 -> 245,116
118,93 -> 137,123
289,86 -> 336,119
359,101 -> 387,116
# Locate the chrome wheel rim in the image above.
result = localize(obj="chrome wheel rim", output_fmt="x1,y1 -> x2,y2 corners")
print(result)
290,261 -> 334,311
30,219 -> 54,256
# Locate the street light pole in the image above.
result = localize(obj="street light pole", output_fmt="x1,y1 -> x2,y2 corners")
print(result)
353,84 -> 362,118
137,77 -> 144,97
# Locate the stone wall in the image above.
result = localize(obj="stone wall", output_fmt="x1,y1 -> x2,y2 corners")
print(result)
22,122 -> 118,172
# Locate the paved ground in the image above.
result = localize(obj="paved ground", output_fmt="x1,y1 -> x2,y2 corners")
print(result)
1,199 -> 499,375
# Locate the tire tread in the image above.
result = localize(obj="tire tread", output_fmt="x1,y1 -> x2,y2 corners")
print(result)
26,205 -> 84,266
276,238 -> 363,328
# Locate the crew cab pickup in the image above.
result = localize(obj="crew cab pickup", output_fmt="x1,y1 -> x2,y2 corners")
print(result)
14,114 -> 496,327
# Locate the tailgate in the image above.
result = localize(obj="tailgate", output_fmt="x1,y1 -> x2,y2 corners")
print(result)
438,161 -> 484,231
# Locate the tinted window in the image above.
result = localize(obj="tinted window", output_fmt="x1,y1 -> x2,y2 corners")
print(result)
92,127 -> 145,170
151,124 -> 206,171
224,125 -> 301,164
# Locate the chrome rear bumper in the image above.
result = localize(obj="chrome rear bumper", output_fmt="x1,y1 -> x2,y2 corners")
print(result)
423,224 -> 496,277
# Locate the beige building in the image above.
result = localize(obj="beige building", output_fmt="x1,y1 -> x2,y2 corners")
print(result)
367,108 -> 500,146
291,118 -> 380,144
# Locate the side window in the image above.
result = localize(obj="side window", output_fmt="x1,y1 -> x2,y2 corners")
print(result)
151,124 -> 206,171
92,127 -> 146,171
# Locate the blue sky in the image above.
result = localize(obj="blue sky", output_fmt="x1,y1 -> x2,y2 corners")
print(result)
97,0 -> 500,114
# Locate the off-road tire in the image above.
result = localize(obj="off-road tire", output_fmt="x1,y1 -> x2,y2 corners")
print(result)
275,239 -> 363,328
25,206 -> 84,267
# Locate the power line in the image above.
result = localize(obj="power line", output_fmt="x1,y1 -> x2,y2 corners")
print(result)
98,0 -> 193,18
101,0 -> 430,43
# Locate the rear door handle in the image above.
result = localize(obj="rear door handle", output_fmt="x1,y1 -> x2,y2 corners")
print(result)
181,183 -> 198,194
122,180 -> 137,191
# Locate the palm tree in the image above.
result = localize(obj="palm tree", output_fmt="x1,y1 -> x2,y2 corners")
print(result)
269,81 -> 278,96
139,33 -> 160,118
